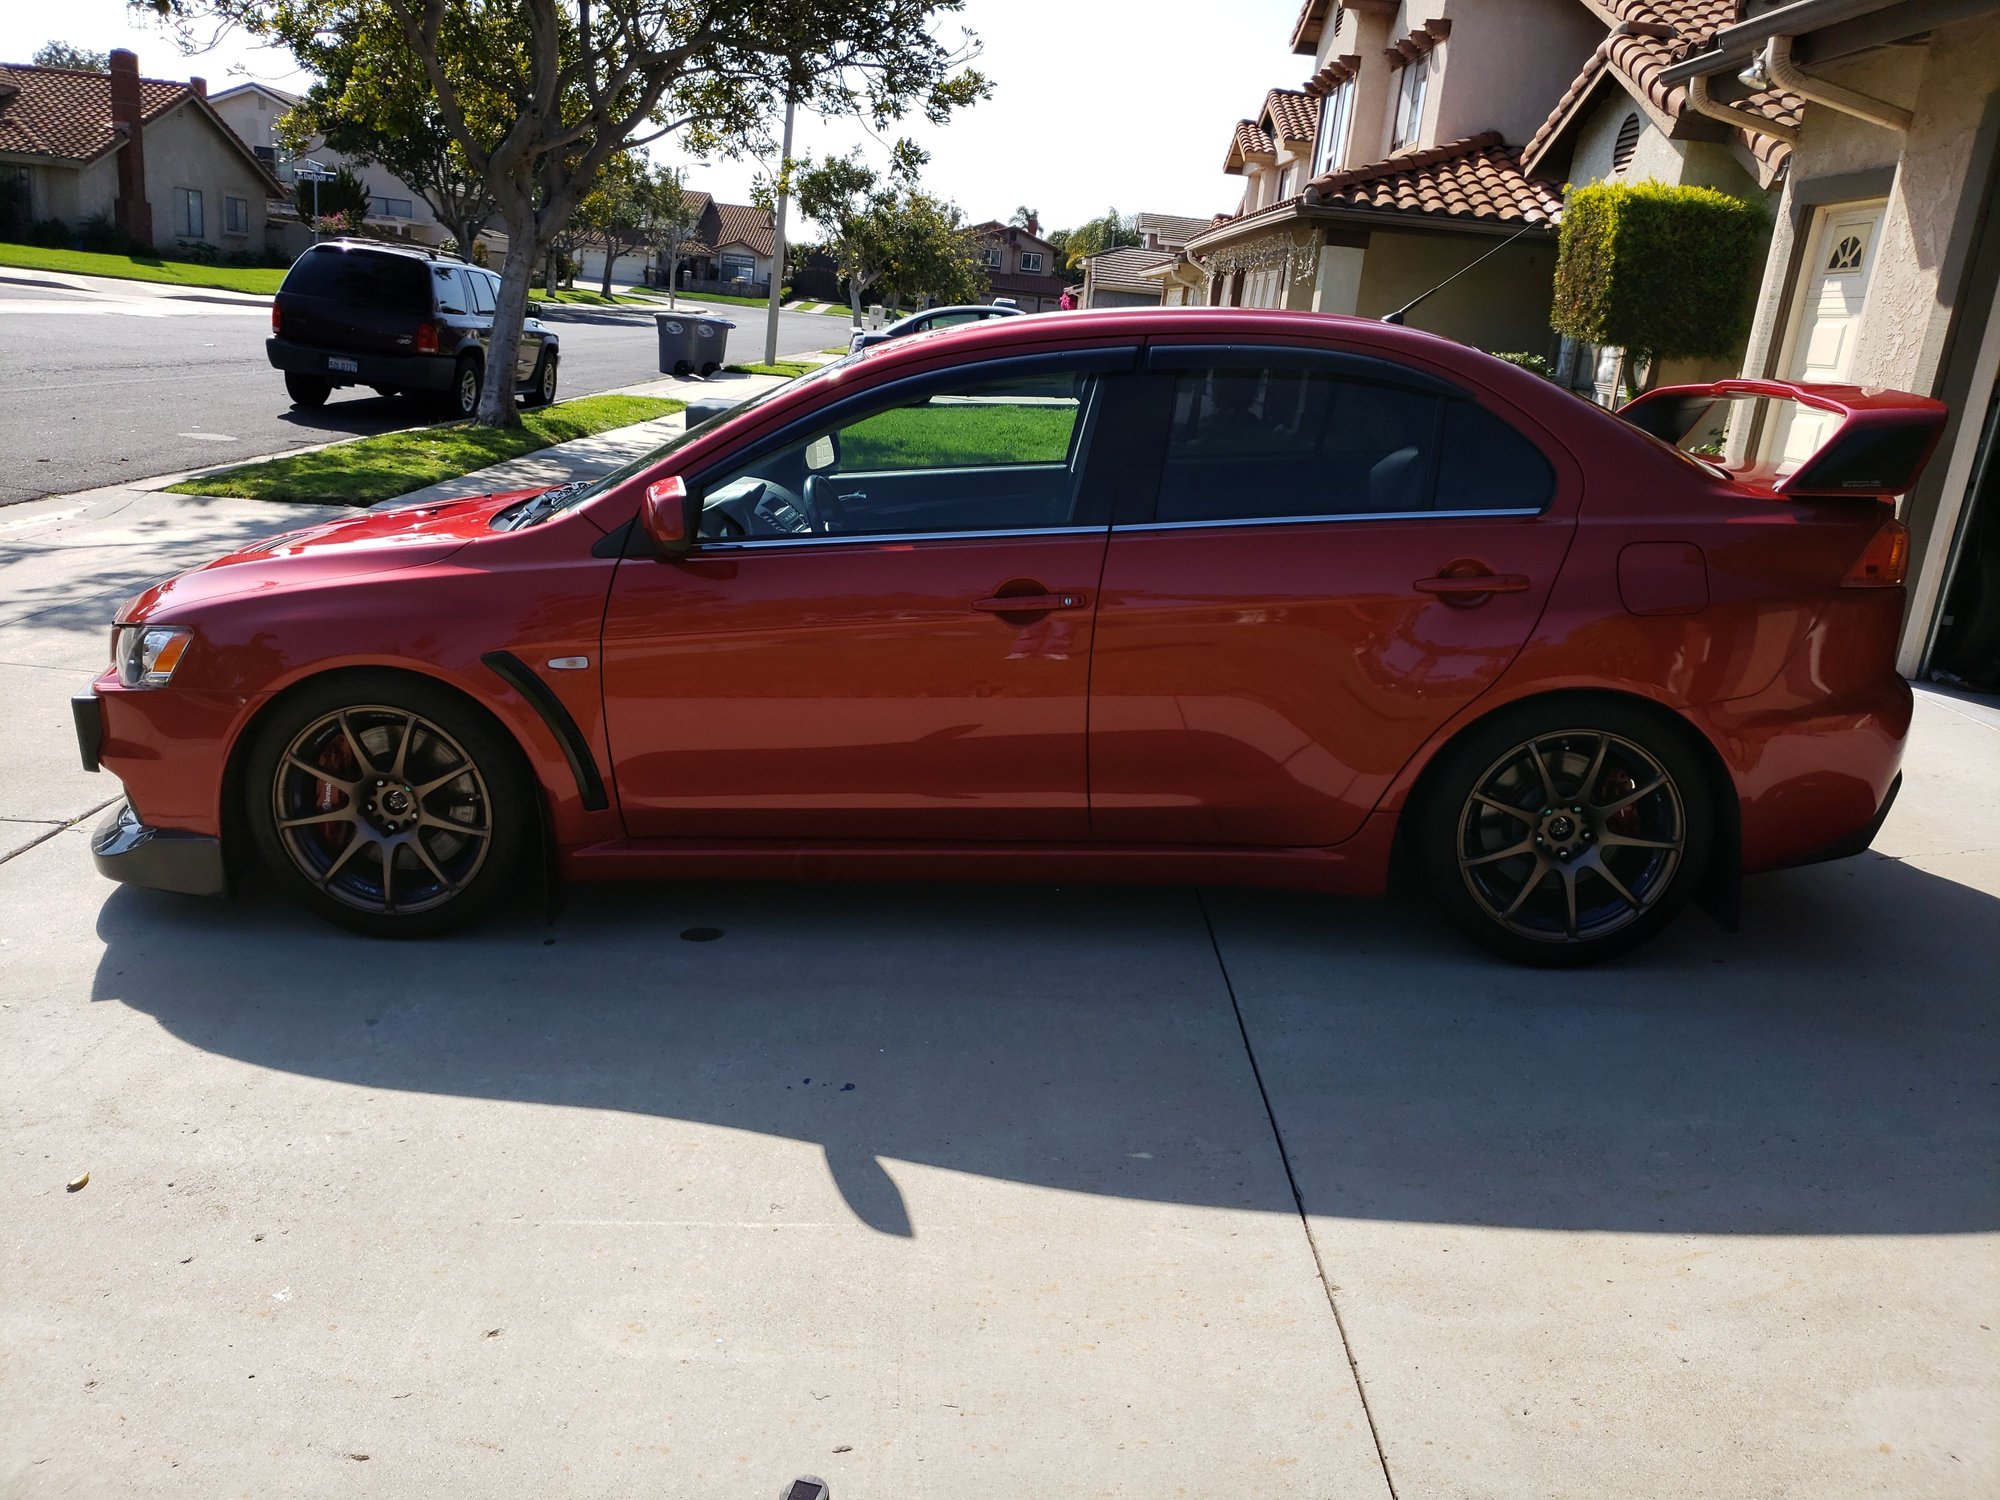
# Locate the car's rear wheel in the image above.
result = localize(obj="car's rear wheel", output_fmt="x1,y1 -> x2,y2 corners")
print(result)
244,673 -> 532,938
446,355 -> 482,419
284,372 -> 332,408
1416,699 -> 1714,966
524,349 -> 558,407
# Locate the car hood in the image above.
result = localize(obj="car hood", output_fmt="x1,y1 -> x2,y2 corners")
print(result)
119,489 -> 542,622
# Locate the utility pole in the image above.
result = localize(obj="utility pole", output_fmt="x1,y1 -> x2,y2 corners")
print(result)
763,92 -> 796,368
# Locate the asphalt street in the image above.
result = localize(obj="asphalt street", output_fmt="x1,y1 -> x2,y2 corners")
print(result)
0,484 -> 1995,1497
0,271 -> 846,505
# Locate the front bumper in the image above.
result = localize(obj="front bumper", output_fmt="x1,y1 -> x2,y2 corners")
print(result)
90,801 -> 227,898
266,336 -> 454,392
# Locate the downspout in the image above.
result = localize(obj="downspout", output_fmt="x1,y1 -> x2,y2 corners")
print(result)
1755,33 -> 1912,132
1685,70 -> 1801,143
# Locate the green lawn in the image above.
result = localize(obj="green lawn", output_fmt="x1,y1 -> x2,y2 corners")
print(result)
167,394 -> 684,506
0,242 -> 286,295
679,289 -> 851,317
724,361 -> 816,378
541,287 -> 660,306
840,399 -> 1077,471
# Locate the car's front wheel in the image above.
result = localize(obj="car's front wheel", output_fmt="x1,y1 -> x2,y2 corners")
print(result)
284,372 -> 332,408
524,350 -> 558,407
243,673 -> 532,937
1416,699 -> 1714,966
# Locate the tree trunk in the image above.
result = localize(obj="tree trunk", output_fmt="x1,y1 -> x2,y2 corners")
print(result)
481,222 -> 539,428
599,239 -> 616,299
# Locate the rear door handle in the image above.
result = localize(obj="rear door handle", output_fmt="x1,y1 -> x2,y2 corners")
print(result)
1414,573 -> 1530,596
972,592 -> 1087,614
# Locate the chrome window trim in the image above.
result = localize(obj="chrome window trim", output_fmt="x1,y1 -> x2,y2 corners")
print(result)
691,524 -> 1110,553
1115,507 -> 1544,533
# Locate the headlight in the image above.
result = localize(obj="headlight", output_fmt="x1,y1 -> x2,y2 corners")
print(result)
112,625 -> 193,687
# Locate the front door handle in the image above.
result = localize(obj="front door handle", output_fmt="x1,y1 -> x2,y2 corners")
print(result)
1414,572 -> 1530,596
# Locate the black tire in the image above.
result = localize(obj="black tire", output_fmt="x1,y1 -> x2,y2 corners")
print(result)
285,372 -> 332,408
243,672 -> 534,938
523,349 -> 559,407
444,354 -> 482,419
1414,696 -> 1715,966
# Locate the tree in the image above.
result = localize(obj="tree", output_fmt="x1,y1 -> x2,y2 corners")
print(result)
275,27 -> 500,261
579,153 -> 667,298
292,163 -> 374,236
1552,179 -> 1766,398
793,144 -> 985,320
1008,204 -> 1038,230
32,41 -> 108,71
1054,207 -> 1138,274
649,168 -> 698,308
879,192 -> 987,309
151,0 -> 988,428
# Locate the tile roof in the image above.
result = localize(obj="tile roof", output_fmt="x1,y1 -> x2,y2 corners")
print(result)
709,200 -> 775,259
1308,132 -> 1564,226
1136,212 -> 1213,248
0,62 -> 195,163
1085,246 -> 1175,293
1520,1 -> 1801,179
1263,88 -> 1321,147
1226,118 -> 1276,171
1290,0 -> 1337,56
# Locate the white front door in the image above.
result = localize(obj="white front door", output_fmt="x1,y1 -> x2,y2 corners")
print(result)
1767,200 -> 1887,472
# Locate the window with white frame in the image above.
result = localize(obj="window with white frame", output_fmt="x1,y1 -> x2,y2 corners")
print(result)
174,187 -> 203,239
719,252 -> 757,284
1315,81 -> 1355,175
224,195 -> 249,234
983,246 -> 1003,268
1390,53 -> 1431,153
1020,250 -> 1043,272
370,196 -> 415,219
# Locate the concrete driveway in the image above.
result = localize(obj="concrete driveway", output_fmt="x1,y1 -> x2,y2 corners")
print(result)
2,491 -> 1995,1498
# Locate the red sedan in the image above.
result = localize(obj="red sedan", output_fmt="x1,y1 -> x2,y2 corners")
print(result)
74,310 -> 1944,964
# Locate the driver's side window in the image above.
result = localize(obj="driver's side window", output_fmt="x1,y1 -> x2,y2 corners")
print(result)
696,371 -> 1092,542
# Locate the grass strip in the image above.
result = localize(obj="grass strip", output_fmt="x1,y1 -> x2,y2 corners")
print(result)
0,242 -> 286,295
541,287 -> 660,306
166,394 -> 684,506
724,361 -> 815,378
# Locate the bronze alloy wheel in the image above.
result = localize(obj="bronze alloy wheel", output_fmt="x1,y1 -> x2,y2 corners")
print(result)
1454,729 -> 1687,946
270,705 -> 493,916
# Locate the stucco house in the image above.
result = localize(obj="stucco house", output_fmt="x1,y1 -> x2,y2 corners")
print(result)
1178,0 -> 1604,351
1080,211 -> 1217,308
205,81 -> 477,257
607,193 -> 776,296
967,218 -> 1069,310
0,50 -> 283,254
1660,0 -> 2000,686
1520,0 -> 1802,394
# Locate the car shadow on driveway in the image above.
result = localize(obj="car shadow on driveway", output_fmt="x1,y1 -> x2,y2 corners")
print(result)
89,852 -> 1998,1239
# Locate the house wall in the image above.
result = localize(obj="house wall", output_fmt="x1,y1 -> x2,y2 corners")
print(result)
1568,91 -> 1767,199
1353,229 -> 1558,352
138,103 -> 271,251
1426,1 -> 1603,150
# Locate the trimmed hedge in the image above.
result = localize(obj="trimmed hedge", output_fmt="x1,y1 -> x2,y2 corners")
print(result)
1552,180 -> 1766,362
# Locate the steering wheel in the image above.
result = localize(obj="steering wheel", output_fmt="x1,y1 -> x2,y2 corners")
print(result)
802,473 -> 847,533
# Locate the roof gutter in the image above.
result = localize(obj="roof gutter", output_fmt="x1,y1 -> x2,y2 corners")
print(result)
1684,70 -> 1802,142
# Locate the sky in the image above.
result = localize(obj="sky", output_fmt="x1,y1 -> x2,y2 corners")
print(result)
0,0 -> 1313,231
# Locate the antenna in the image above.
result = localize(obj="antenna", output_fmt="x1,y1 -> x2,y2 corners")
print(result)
1381,220 -> 1544,325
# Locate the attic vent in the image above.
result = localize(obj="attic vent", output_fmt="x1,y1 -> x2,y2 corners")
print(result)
1612,113 -> 1641,174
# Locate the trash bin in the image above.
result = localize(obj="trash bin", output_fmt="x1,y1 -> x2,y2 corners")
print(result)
654,313 -> 735,377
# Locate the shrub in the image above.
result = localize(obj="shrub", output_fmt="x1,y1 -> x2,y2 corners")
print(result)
1491,351 -> 1555,380
75,213 -> 137,253
1552,180 -> 1766,367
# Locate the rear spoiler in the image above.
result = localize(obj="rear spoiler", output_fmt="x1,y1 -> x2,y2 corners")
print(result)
1618,379 -> 1948,500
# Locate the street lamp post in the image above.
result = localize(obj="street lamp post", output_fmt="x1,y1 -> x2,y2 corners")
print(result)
763,95 -> 795,368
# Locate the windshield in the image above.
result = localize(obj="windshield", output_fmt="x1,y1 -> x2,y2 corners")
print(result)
495,354 -> 860,529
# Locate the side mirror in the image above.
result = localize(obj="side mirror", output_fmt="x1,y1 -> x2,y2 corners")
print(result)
641,475 -> 692,554
527,300 -> 546,318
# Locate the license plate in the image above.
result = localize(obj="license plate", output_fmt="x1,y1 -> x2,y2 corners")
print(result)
327,356 -> 359,373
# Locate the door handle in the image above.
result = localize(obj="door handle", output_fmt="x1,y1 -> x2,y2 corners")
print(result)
1414,572 -> 1530,596
972,591 -> 1087,614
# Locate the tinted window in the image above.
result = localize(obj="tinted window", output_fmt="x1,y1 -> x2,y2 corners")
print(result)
431,265 -> 471,314
697,371 -> 1093,541
469,271 -> 497,315
1434,401 -> 1556,512
1154,367 -> 1441,522
281,248 -> 430,310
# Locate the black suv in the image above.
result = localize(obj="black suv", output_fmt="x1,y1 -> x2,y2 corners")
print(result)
267,240 -> 559,417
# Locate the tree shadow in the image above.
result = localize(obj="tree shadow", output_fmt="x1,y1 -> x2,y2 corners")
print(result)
89,849 -> 1999,1240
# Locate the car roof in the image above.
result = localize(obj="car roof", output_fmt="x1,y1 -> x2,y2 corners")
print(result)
302,239 -> 473,271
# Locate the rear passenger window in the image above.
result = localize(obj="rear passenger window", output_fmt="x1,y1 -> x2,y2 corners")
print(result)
1434,400 -> 1555,512
431,266 -> 470,314
470,273 -> 497,315
1149,364 -> 1555,523
1156,368 -> 1440,522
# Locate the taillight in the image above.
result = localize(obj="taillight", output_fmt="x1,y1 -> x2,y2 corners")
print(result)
1842,518 -> 1909,588
270,301 -> 281,334
414,321 -> 440,355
